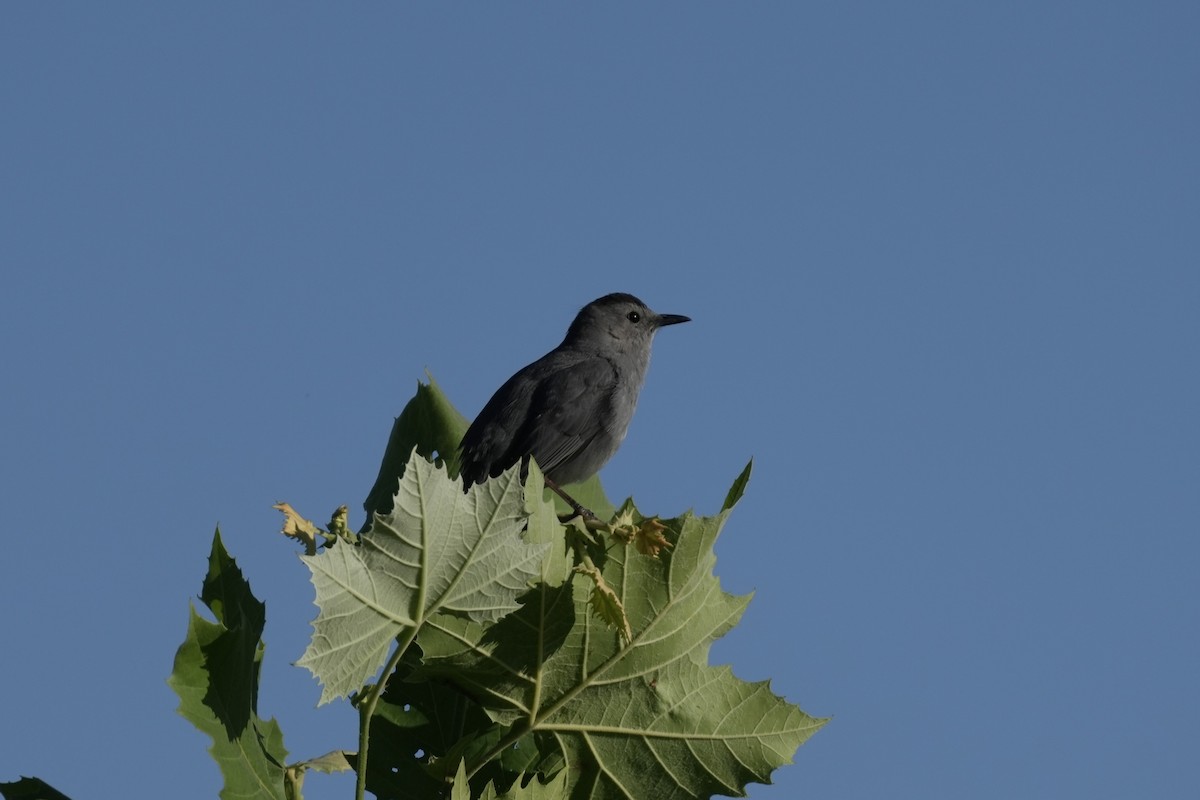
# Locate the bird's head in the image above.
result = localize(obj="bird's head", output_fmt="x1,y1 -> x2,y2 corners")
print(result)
564,293 -> 690,355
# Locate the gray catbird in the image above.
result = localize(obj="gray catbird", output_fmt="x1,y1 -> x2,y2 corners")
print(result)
459,292 -> 689,512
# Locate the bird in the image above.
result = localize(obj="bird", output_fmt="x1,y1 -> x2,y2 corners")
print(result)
458,292 -> 690,515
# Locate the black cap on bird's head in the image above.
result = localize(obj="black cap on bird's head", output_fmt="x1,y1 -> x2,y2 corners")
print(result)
564,293 -> 690,348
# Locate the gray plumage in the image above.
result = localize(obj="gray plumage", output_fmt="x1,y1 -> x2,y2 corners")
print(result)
459,292 -> 690,489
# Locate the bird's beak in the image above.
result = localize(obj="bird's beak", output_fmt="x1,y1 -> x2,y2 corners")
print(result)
656,313 -> 691,327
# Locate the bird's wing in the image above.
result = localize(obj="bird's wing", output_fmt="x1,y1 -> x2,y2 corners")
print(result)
506,355 -> 617,477
458,362 -> 540,486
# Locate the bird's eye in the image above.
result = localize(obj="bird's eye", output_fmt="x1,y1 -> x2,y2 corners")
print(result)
627,311 -> 641,323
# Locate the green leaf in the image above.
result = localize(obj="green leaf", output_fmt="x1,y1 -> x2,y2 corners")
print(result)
358,650 -> 566,799
416,497 -> 827,799
356,670 -> 498,799
363,374 -> 472,520
478,770 -> 570,800
282,750 -> 353,800
523,460 -> 575,587
0,777 -> 73,800
722,459 -> 753,512
297,452 -> 552,704
450,761 -> 471,800
168,530 -> 288,800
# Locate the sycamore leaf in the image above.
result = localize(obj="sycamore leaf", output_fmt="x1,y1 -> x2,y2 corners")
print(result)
362,375 -> 471,520
275,502 -> 320,555
297,452 -> 551,704
168,530 -> 288,800
478,770 -> 570,800
291,750 -> 353,775
362,669 -> 481,796
576,561 -> 633,642
451,761 -> 471,800
325,504 -> 356,544
632,517 -> 672,557
522,460 -> 574,587
0,777 -> 73,800
722,459 -> 753,512
356,659 -> 563,799
357,629 -> 568,800
282,750 -> 353,800
414,473 -> 827,800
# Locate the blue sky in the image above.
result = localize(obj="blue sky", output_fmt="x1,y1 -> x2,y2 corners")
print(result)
2,4 -> 1197,799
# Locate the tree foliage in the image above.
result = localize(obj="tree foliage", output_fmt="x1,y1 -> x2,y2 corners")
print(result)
2,379 -> 826,800
168,530 -> 289,800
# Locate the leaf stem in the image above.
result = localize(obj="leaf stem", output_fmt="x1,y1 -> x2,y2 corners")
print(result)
355,625 -> 420,800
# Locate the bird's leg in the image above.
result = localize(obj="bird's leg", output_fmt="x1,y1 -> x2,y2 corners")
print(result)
543,476 -> 597,521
